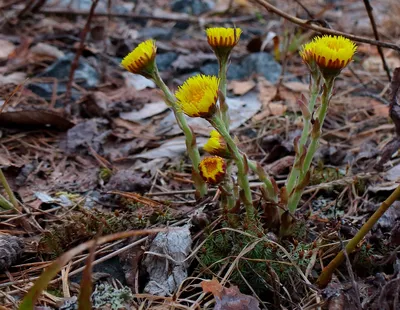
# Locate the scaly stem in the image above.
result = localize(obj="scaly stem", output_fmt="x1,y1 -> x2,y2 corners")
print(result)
248,160 -> 277,202
218,58 -> 230,129
0,168 -> 19,211
317,184 -> 400,288
210,115 -> 255,222
152,70 -> 207,198
287,78 -> 334,213
286,75 -> 320,195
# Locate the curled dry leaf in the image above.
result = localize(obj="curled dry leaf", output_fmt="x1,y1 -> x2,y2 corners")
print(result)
201,278 -> 260,310
0,110 -> 74,131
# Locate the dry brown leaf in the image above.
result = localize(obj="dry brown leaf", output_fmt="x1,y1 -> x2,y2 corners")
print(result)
0,110 -> 74,131
253,103 -> 287,120
0,39 -> 15,61
228,80 -> 256,96
202,278 -> 260,310
283,81 -> 309,93
201,278 -> 223,298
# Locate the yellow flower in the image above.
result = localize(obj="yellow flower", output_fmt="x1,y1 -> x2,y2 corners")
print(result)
206,27 -> 242,60
206,27 -> 242,48
199,156 -> 226,184
203,130 -> 230,158
175,75 -> 220,118
121,39 -> 157,76
300,35 -> 357,77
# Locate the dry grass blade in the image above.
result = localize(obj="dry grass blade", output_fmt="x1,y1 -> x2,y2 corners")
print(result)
18,228 -> 171,309
78,236 -> 98,310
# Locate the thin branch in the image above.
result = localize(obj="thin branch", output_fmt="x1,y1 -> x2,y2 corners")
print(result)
39,7 -> 256,24
65,0 -> 99,100
362,0 -> 391,81
251,0 -> 400,53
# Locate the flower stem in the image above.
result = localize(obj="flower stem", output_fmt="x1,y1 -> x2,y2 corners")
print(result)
248,160 -> 277,202
210,115 -> 255,221
286,75 -> 320,195
317,184 -> 400,288
152,70 -> 207,198
218,58 -> 230,129
0,168 -> 19,211
287,78 -> 334,213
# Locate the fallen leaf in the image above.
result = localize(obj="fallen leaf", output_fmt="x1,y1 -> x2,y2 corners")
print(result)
0,72 -> 26,86
201,278 -> 260,310
0,39 -> 15,61
30,43 -> 65,59
123,72 -> 155,91
201,278 -> 223,298
253,102 -> 287,120
133,137 -> 208,159
283,81 -> 309,93
120,101 -> 168,122
228,80 -> 256,96
0,110 -> 74,131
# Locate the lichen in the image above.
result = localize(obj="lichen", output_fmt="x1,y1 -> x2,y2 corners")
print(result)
91,283 -> 133,310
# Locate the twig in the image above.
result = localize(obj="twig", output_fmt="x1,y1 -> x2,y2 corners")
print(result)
39,7 -> 256,24
362,0 -> 391,81
251,0 -> 400,53
293,0 -> 314,19
338,232 -> 362,310
65,0 -> 99,100
317,184 -> 400,288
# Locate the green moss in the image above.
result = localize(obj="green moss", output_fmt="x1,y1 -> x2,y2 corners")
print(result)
198,229 -> 312,295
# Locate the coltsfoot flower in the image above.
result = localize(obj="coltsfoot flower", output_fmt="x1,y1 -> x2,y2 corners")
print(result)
199,156 -> 226,184
206,27 -> 242,60
203,130 -> 230,158
121,39 -> 157,77
175,75 -> 220,118
300,35 -> 357,78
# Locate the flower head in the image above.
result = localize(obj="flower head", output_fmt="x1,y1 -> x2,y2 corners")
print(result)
121,39 -> 157,77
300,35 -> 357,78
175,75 -> 220,118
206,27 -> 242,60
203,130 -> 230,158
199,156 -> 226,184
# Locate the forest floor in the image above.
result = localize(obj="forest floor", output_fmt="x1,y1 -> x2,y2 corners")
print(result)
0,0 -> 400,309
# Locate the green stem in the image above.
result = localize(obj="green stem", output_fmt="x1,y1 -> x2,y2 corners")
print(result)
0,193 -> 13,210
218,58 -> 230,129
152,70 -> 207,198
0,168 -> 19,211
210,115 -> 255,221
287,78 -> 334,213
248,160 -> 277,202
317,184 -> 400,288
286,75 -> 320,195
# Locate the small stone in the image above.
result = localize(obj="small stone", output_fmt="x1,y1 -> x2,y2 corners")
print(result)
171,0 -> 212,15
138,27 -> 173,40
156,52 -> 178,71
200,62 -> 248,80
241,52 -> 282,83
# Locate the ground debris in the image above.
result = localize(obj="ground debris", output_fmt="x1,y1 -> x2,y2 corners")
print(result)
0,235 -> 24,272
143,225 -> 191,296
